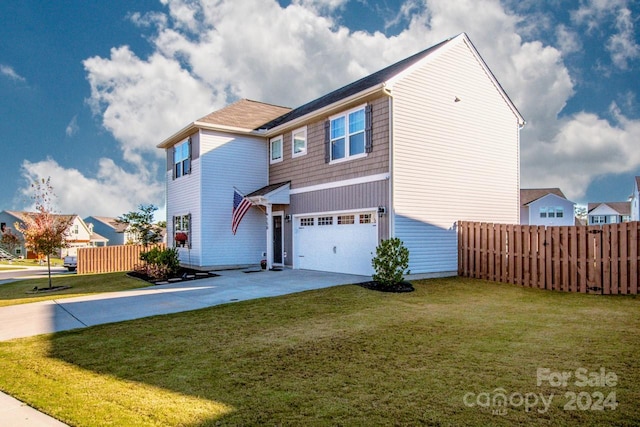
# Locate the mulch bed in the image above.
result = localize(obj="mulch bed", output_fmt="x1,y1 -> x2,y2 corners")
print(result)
357,280 -> 414,293
127,268 -> 219,285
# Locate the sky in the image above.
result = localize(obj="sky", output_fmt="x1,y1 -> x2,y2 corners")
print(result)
0,0 -> 638,220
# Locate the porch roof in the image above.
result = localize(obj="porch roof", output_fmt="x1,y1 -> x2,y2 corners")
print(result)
246,182 -> 290,206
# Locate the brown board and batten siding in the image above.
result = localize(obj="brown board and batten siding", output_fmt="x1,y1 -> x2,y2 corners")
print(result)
391,35 -> 521,274
269,96 -> 390,189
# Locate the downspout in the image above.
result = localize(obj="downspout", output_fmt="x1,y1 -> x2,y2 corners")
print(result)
385,86 -> 395,239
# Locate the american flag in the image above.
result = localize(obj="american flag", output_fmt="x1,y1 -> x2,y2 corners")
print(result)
232,189 -> 252,235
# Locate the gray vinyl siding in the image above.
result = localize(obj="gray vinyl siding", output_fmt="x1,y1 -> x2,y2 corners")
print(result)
269,96 -> 390,189
391,36 -> 520,274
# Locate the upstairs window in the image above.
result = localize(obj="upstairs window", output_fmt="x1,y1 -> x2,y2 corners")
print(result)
330,106 -> 366,162
174,139 -> 191,178
270,135 -> 283,164
292,127 -> 307,158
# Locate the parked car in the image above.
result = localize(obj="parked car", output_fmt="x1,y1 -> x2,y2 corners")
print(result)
63,255 -> 77,272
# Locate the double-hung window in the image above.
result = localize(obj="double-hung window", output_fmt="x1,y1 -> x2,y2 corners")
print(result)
292,127 -> 307,158
174,214 -> 191,248
330,106 -> 366,162
174,139 -> 191,178
270,135 -> 283,164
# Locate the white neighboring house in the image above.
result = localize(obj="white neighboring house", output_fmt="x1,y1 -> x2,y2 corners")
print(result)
520,188 -> 576,226
0,210 -> 107,259
587,202 -> 631,225
630,177 -> 640,221
158,33 -> 524,276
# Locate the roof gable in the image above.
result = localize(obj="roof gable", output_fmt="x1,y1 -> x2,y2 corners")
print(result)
588,202 -> 631,215
520,188 -> 568,206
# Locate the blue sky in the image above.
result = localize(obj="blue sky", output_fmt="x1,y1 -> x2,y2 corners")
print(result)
0,0 -> 638,219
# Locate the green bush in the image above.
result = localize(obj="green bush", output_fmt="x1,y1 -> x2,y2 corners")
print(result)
139,247 -> 180,280
371,238 -> 410,287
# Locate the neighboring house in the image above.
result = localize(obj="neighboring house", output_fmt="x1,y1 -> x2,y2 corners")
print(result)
0,210 -> 108,258
520,188 -> 576,226
157,33 -> 525,276
630,177 -> 640,221
84,216 -> 127,245
587,202 -> 631,225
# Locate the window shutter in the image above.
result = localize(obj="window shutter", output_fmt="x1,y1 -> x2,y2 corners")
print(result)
172,216 -> 176,247
324,120 -> 330,163
172,147 -> 176,180
186,138 -> 192,175
187,214 -> 192,249
365,104 -> 373,153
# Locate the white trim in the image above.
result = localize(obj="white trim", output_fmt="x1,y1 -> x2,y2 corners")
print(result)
289,173 -> 390,195
329,104 -> 367,163
264,84 -> 386,137
270,135 -> 283,164
291,126 -> 307,158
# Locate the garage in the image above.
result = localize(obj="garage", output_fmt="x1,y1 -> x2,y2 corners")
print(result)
294,211 -> 378,276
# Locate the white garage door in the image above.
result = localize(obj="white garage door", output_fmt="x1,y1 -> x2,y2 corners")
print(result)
294,211 -> 378,276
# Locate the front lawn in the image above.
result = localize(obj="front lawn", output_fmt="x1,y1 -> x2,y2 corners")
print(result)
0,277 -> 638,426
0,272 -> 149,307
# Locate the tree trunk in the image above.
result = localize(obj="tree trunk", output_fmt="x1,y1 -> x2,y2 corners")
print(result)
47,254 -> 52,289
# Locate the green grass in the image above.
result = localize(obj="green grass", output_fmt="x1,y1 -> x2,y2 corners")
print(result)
0,272 -> 149,307
0,277 -> 638,426
0,258 -> 63,267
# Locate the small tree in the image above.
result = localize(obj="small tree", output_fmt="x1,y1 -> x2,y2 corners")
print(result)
1,229 -> 21,257
117,205 -> 163,249
371,238 -> 410,287
15,178 -> 73,288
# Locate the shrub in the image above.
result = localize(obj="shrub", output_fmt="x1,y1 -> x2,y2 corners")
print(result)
138,247 -> 180,280
371,238 -> 410,287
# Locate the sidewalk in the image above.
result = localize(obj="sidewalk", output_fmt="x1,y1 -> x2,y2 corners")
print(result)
0,268 -> 369,426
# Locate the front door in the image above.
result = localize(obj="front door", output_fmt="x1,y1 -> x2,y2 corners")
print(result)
273,214 -> 283,265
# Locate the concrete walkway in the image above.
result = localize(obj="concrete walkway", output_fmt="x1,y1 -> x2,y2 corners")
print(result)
0,268 -> 369,426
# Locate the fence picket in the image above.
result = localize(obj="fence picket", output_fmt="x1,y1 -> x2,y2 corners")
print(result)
458,221 -> 639,295
77,244 -> 166,275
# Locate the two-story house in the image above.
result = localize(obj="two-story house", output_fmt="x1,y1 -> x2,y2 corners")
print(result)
0,210 -> 108,258
587,202 -> 631,225
158,33 -> 525,276
520,188 -> 576,226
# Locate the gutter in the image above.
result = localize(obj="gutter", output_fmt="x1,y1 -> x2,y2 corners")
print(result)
262,83 -> 389,137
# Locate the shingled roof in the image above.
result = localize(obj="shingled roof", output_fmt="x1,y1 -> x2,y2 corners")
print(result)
197,99 -> 291,130
260,37 -> 453,130
587,202 -> 631,215
520,188 -> 567,206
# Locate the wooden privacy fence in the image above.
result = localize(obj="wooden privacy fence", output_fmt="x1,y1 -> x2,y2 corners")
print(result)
458,221 -> 639,295
77,244 -> 166,275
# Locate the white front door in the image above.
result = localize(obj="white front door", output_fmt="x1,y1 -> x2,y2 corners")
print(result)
294,211 -> 378,275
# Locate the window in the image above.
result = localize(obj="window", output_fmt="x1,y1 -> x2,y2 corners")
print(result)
174,139 -> 191,178
300,218 -> 314,227
556,207 -> 564,218
318,216 -> 333,226
338,215 -> 354,225
330,106 -> 366,162
360,213 -> 373,224
270,135 -> 283,164
174,214 -> 191,248
592,215 -> 605,224
539,207 -> 547,218
292,127 -> 307,158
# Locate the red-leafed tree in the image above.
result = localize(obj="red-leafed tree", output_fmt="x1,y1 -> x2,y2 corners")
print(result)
15,178 -> 73,289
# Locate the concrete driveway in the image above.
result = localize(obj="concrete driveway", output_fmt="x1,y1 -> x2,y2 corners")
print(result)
0,268 -> 370,341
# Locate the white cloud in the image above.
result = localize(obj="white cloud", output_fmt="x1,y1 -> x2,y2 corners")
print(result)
65,115 -> 79,137
0,64 -> 26,83
26,0 -> 636,215
20,158 -> 164,218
